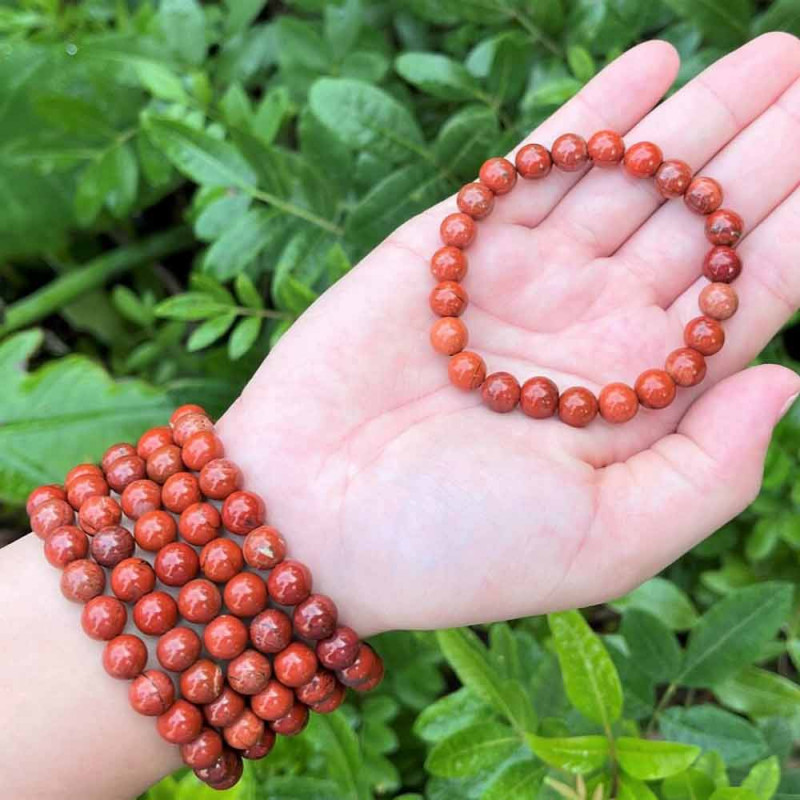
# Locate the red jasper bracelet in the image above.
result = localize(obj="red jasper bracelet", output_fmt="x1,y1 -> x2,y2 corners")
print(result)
430,130 -> 743,427
27,405 -> 383,791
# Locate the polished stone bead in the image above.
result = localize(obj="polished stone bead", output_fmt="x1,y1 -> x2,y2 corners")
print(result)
224,709 -> 265,751
90,525 -> 135,568
134,591 -> 178,636
67,473 -> 109,510
105,455 -> 146,494
26,484 -> 66,517
705,208 -> 744,246
178,579 -> 222,625
129,669 -> 175,716
243,526 -> 286,571
520,376 -> 559,419
120,479 -> 161,520
685,315 -> 725,356
515,143 -> 552,179
430,317 -> 468,356
61,559 -> 105,603
309,684 -> 346,714
587,130 -> 625,166
242,729 -> 276,761
200,538 -> 244,583
170,404 -> 207,426
274,642 -> 318,688
222,490 -> 265,536
654,159 -> 692,198
199,458 -> 243,501
157,699 -> 204,745
699,282 -> 738,320
155,542 -> 200,587
665,347 -> 707,387
227,649 -> 271,696
78,494 -> 122,535
558,387 -> 598,428
430,246 -> 468,282
204,686 -> 246,727
269,702 -> 309,737
296,669 -> 337,706
703,246 -> 741,283
337,643 -> 380,688
81,595 -> 127,640
481,371 -> 520,413
635,369 -> 677,409
448,351 -> 486,390
179,502 -> 221,546
551,133 -> 589,172
180,659 -> 224,704
293,594 -> 338,641
598,383 -> 638,424
181,728 -> 223,769
161,472 -> 202,514
204,614 -> 248,660
267,560 -> 312,606
157,627 -> 202,672
136,426 -> 174,460
194,748 -> 243,790
429,281 -> 468,317
43,525 -> 88,568
172,412 -> 214,447
317,626 -> 361,670
479,157 -> 517,194
623,141 -> 662,178
250,608 -> 293,654
440,212 -> 477,248
134,510 -> 177,552
146,444 -> 184,484
251,680 -> 295,722
111,557 -> 156,603
182,431 -> 225,472
224,572 -> 268,617
457,182 -> 495,219
103,634 -> 148,680
65,464 -> 103,486
684,176 -> 722,215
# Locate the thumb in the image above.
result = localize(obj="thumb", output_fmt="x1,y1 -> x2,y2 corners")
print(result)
598,364 -> 800,594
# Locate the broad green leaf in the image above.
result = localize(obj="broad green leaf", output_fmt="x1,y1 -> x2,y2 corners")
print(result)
0,331 -> 171,505
136,132 -> 174,188
258,776 -> 344,800
567,45 -> 595,82
309,77 -> 425,163
525,735 -> 609,774
304,713 -> 369,800
548,610 -> 623,727
135,61 -> 188,103
275,16 -> 332,73
616,738 -> 700,781
143,114 -> 256,189
220,82 -> 253,129
74,143 -> 138,225
436,628 -> 537,732
743,757 -> 781,800
710,790 -> 761,800
426,722 -> 520,779
621,608 -> 683,682
618,776 -> 659,800
660,706 -> 768,767
775,768 -> 800,800
345,161 -> 449,254
714,666 -> 800,719
413,688 -> 490,744
486,32 -> 530,104
194,193 -> 251,242
605,635 -> 656,721
658,0 -> 751,49
255,86 -> 292,144
271,228 -> 332,315
187,312 -> 237,351
662,769 -> 716,800
203,207 -> 278,280
753,0 -> 800,37
160,0 -> 206,65
228,316 -> 262,360
433,104 -> 499,180
340,50 -> 389,82
324,0 -> 362,59
155,293 -> 232,321
678,583 -> 793,687
395,52 -> 482,100
481,759 -> 544,800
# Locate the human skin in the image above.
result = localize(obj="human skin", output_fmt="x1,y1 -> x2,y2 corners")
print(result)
4,32 -> 800,800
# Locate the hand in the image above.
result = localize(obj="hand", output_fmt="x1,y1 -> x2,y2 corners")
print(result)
219,33 -> 800,636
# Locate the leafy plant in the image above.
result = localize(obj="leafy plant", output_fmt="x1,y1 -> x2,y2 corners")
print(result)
3,0 -> 800,797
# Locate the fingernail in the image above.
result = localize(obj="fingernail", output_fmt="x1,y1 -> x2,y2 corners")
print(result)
779,392 -> 799,421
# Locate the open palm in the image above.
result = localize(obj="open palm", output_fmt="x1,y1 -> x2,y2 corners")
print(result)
218,34 -> 800,636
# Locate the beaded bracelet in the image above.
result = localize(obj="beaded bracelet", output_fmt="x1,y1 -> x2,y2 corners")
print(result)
26,405 -> 383,791
430,130 -> 743,427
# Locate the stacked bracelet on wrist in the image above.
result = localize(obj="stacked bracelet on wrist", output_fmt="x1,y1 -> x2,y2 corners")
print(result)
26,405 -> 384,791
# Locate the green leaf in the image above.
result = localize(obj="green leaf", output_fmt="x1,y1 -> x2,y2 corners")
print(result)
228,316 -> 261,360
662,769 -> 716,800
436,628 -> 537,733
74,143 -> 139,225
433,104 -> 499,180
234,274 -> 263,309
486,32 -> 530,104
710,790 -> 761,800
255,86 -> 292,144
143,114 -> 256,189
753,0 -> 800,37
660,706 -> 768,768
309,77 -> 425,163
713,666 -> 800,719
743,757 -> 781,800
187,312 -> 237,351
159,0 -> 206,65
618,776 -> 660,800
567,45 -> 595,82
135,61 -> 188,103
155,293 -> 232,321
658,0 -> 752,49
111,286 -> 154,327
203,207 -> 278,280
258,776 -> 344,800
275,16 -> 332,73
304,712 -> 370,800
426,722 -> 520,778
324,0 -> 362,59
395,52 -> 482,100
414,688 -> 490,744
548,610 -> 623,727
611,579 -> 698,631
0,331 -> 172,505
621,608 -> 683,682
525,735 -> 609,774
678,583 -> 793,687
220,82 -> 253,130
481,759 -> 544,800
617,738 -> 700,781
194,192 -> 251,242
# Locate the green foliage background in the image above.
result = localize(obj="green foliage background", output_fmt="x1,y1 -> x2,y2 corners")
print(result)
3,0 -> 800,798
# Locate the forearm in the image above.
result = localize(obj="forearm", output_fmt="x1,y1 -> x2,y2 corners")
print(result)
0,534 -> 182,800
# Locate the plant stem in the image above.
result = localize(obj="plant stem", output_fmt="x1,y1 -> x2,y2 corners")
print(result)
250,188 -> 345,236
0,226 -> 195,338
646,682 -> 677,736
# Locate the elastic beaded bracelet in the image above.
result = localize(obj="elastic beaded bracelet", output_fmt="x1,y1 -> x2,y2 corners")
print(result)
430,130 -> 744,427
26,404 -> 384,791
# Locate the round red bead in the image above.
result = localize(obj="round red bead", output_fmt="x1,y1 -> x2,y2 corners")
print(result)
78,494 -> 121,535
317,626 -> 361,670
157,627 -> 202,672
179,502 -> 222,546
224,572 -> 268,617
448,351 -> 486,390
61,559 -> 105,603
267,560 -> 312,606
133,591 -> 178,636
430,281 -> 468,317
120,479 -> 161,520
90,525 -> 135,568
182,431 -> 224,472
558,387 -> 598,428
227,649 -> 271,695
635,369 -> 677,409
481,372 -> 520,413
200,537 -> 244,583
587,130 -> 624,166
430,317 -> 468,356
665,347 -> 707,388
180,659 -> 224,705
178,579 -> 222,624
457,182 -> 495,219
146,444 -> 184,484
129,669 -> 175,716
204,614 -> 248,660
199,458 -> 242,501
684,176 -> 722,215
515,143 -> 552,179
479,157 -> 517,194
221,490 -> 265,535
703,246 -> 741,283
134,510 -> 177,552
161,472 -> 202,514
623,141 -> 662,178
274,642 -> 318,688
204,686 -> 246,728
81,595 -> 127,640
43,525 -> 88,568
551,133 -> 589,172
30,498 -> 74,539
243,526 -> 286,571
699,283 -> 738,320
26,484 -> 66,517
136,427 -> 173,460
705,209 -> 744,246
181,728 -> 224,769
685,316 -> 725,356
654,159 -> 692,198
111,558 -> 155,603
103,634 -> 148,680
520,376 -> 559,419
250,608 -> 293,654
269,703 -> 309,737
252,680 -> 295,721
157,699 -> 204,745
440,213 -> 476,248
598,383 -> 638,424
430,246 -> 468,283
105,455 -> 146,493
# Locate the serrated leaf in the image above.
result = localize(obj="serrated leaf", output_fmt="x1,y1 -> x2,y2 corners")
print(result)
660,706 -> 768,767
713,666 -> 800,719
548,610 -> 622,728
0,331 -> 172,504
678,583 -> 793,687
228,316 -> 261,360
187,312 -> 237,351
426,722 -> 520,778
481,759 -> 544,800
155,293 -> 232,321
526,735 -> 609,774
617,738 -> 700,781
396,52 -> 482,100
621,608 -> 683,682
309,77 -> 425,163
143,114 -> 256,188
